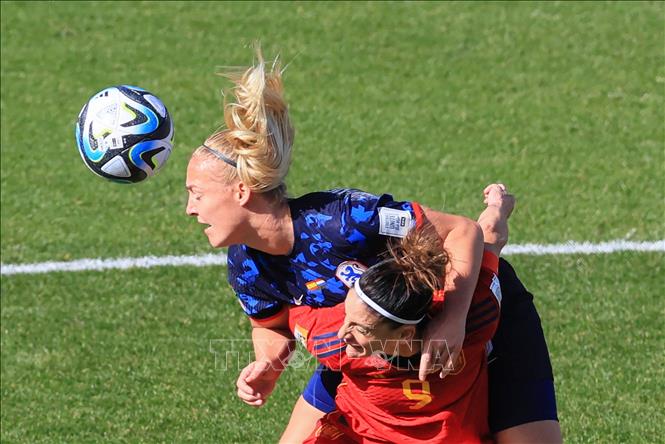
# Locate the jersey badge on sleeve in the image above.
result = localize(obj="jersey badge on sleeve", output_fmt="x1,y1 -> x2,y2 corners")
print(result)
378,207 -> 412,238
490,274 -> 502,305
294,324 -> 309,348
336,261 -> 368,288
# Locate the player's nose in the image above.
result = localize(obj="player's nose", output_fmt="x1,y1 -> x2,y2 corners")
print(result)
185,198 -> 197,216
338,322 -> 350,341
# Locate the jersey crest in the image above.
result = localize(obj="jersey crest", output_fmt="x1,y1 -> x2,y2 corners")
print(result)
335,261 -> 367,288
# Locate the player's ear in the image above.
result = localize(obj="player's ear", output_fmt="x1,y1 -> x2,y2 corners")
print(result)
235,181 -> 252,207
398,325 -> 417,342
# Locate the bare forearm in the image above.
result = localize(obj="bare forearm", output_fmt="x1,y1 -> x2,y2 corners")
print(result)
251,327 -> 295,371
416,186 -> 512,378
417,209 -> 483,378
422,207 -> 484,324
440,220 -> 484,321
477,205 -> 507,256
423,208 -> 483,290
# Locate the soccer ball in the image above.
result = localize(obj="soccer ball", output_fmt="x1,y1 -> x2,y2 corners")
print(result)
75,85 -> 174,183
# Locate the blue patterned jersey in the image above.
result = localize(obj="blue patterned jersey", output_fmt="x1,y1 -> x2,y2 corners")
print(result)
227,188 -> 423,320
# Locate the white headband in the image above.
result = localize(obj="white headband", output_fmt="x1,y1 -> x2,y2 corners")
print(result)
353,279 -> 425,325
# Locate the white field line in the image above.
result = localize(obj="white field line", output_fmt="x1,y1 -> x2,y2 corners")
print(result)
1,240 -> 663,276
502,239 -> 665,255
0,253 -> 229,276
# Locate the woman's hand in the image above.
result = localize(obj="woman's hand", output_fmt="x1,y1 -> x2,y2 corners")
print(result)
419,311 -> 466,380
236,360 -> 282,407
479,183 -> 515,256
241,312 -> 294,406
483,183 -> 515,218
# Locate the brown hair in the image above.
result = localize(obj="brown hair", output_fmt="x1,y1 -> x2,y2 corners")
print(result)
357,222 -> 449,326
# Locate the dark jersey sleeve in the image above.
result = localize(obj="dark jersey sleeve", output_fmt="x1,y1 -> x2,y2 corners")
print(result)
235,288 -> 284,321
226,245 -> 286,320
335,189 -> 424,250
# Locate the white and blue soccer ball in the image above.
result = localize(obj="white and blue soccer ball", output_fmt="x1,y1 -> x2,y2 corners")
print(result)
75,85 -> 174,183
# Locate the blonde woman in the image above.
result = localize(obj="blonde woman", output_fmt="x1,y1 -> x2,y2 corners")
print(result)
185,48 -> 561,443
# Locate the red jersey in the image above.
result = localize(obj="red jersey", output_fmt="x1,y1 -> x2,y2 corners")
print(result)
289,252 -> 502,444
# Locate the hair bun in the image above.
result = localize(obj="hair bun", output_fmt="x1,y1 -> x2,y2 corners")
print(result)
388,222 -> 448,295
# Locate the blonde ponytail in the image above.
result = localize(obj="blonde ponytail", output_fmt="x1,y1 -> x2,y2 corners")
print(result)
194,46 -> 294,201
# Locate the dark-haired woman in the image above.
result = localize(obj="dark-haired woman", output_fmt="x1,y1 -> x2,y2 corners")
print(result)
245,185 -> 508,442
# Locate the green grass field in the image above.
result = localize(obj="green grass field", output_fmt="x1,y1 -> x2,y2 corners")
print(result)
1,1 -> 663,443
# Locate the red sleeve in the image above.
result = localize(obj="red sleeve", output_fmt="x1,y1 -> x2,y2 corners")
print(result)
463,252 -> 501,345
482,250 -> 499,274
431,250 -> 499,306
288,304 -> 347,370
411,201 -> 425,229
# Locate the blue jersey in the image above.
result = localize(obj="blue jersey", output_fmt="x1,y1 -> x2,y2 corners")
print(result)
227,189 -> 423,320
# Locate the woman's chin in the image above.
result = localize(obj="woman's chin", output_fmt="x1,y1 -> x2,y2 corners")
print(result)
345,344 -> 369,358
206,237 -> 223,248
205,229 -> 228,248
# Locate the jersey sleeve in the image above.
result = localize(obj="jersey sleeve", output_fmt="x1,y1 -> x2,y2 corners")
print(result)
234,288 -> 285,321
288,304 -> 347,370
337,189 -> 424,246
227,245 -> 286,321
464,251 -> 501,345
